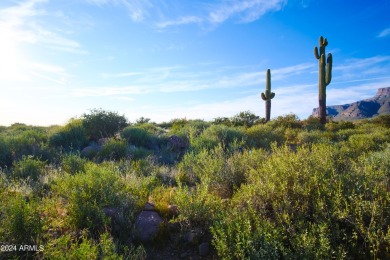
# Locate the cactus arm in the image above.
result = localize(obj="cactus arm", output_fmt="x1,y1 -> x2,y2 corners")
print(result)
322,37 -> 328,46
314,47 -> 320,59
326,53 -> 332,86
270,92 -> 275,99
261,92 -> 266,100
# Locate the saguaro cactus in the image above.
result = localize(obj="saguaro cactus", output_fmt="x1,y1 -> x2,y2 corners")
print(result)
314,36 -> 333,124
261,69 -> 275,122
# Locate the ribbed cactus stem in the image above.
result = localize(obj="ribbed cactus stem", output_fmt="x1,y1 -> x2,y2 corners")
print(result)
314,36 -> 332,124
261,69 -> 275,122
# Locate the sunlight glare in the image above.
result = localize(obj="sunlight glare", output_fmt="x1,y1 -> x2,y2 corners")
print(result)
0,27 -> 28,81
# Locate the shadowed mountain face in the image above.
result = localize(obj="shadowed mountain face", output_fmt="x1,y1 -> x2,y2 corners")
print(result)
312,87 -> 390,121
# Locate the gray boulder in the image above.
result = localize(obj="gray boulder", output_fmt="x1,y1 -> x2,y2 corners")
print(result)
135,210 -> 163,243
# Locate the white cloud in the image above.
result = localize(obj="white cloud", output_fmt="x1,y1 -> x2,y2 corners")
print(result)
156,16 -> 203,29
85,0 -> 153,22
377,28 -> 390,38
208,0 -> 287,25
155,0 -> 287,29
0,0 -> 85,54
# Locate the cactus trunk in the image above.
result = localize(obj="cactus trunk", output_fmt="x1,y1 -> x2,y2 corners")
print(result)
314,36 -> 332,124
265,100 -> 271,122
261,69 -> 275,122
318,54 -> 327,124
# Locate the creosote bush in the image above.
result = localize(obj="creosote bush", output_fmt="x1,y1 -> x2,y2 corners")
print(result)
12,156 -> 46,181
82,108 -> 128,141
49,118 -> 88,151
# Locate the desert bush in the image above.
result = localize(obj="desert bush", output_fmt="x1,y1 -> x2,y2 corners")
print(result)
230,111 -> 261,127
213,117 -> 232,126
363,114 -> 390,128
12,156 -> 46,181
211,209 -> 281,260
61,153 -> 87,174
268,113 -> 302,129
97,138 -> 128,161
302,116 -> 324,131
53,164 -> 137,237
178,145 -> 246,198
82,108 -> 128,141
224,142 -> 390,259
43,231 -> 145,260
326,120 -> 355,132
190,124 -> 245,152
49,118 -> 88,150
0,193 -> 42,246
346,129 -> 390,155
0,137 -> 11,167
296,130 -> 335,145
173,182 -> 221,229
246,124 -> 284,149
7,126 -> 49,161
121,126 -> 153,148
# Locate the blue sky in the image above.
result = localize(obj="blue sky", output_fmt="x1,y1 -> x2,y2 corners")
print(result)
0,0 -> 389,126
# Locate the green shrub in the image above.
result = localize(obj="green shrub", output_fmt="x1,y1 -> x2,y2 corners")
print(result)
364,114 -> 390,128
0,137 -> 11,167
53,164 -> 137,236
268,113 -> 302,129
82,108 -> 128,141
296,130 -> 334,145
211,209 -> 281,260
326,120 -> 355,132
178,145 -> 247,198
49,118 -> 88,150
302,116 -> 324,131
246,124 -> 284,149
173,182 -> 221,229
12,156 -> 46,181
191,124 -> 246,152
61,153 -> 87,174
121,126 -> 152,148
7,126 -> 49,161
230,111 -> 261,127
43,231 -> 139,260
347,129 -> 390,154
0,193 -> 42,246
97,138 -> 128,161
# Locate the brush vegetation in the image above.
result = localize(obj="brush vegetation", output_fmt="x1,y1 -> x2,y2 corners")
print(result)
0,110 -> 389,259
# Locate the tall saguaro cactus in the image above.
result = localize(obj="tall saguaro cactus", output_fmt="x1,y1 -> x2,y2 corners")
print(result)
314,36 -> 333,124
261,69 -> 275,122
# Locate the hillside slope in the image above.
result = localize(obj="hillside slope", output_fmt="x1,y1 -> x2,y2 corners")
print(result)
312,87 -> 390,121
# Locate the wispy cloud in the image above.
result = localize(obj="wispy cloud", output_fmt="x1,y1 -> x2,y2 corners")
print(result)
157,16 -> 203,29
71,62 -> 315,98
85,0 -> 153,22
155,0 -> 287,29
333,56 -> 390,81
377,28 -> 390,38
208,0 -> 287,25
0,0 -> 86,54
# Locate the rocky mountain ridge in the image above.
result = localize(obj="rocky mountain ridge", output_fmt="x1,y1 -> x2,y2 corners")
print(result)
312,87 -> 390,121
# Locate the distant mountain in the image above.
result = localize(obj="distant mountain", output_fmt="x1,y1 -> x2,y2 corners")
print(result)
312,87 -> 390,121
